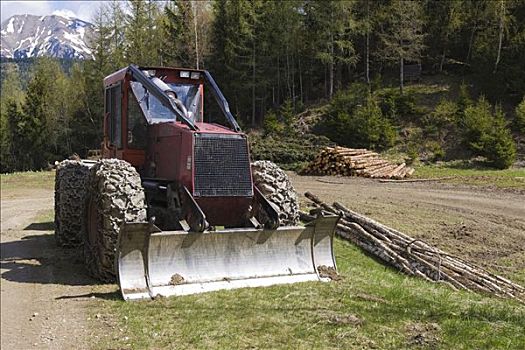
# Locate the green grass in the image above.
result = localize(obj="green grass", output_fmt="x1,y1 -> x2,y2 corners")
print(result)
1,170 -> 55,191
380,83 -> 450,97
414,162 -> 525,189
94,239 -> 525,350
35,209 -> 55,223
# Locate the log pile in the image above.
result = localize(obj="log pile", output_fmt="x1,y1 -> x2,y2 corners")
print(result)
303,146 -> 414,179
302,192 -> 525,303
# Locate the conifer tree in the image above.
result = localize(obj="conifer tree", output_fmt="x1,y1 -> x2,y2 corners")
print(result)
379,0 -> 425,94
424,0 -> 464,72
125,0 -> 162,65
6,100 -> 32,170
304,0 -> 357,98
210,0 -> 255,121
0,64 -> 25,172
21,58 -> 69,168
67,63 -> 101,156
163,0 -> 198,67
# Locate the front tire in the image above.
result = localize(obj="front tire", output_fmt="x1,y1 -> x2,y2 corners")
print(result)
251,161 -> 299,226
84,159 -> 146,282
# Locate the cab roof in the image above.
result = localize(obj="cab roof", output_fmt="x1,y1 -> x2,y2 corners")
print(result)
103,66 -> 206,88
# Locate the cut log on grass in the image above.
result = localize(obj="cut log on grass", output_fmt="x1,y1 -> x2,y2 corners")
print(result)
303,191 -> 525,303
378,177 -> 455,183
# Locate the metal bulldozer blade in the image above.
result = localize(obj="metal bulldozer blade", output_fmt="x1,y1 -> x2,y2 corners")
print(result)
117,215 -> 339,301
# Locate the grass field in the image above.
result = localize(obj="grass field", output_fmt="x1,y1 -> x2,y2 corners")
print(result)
414,162 -> 525,189
94,239 -> 525,350
1,170 -> 55,191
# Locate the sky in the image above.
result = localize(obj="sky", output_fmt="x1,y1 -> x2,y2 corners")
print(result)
0,0 -> 109,23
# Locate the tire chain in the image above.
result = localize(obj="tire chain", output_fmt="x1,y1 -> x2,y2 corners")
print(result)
54,160 -> 91,247
251,160 -> 300,226
84,159 -> 147,282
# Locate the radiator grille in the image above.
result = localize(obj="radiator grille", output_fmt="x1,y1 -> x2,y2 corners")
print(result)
193,133 -> 253,197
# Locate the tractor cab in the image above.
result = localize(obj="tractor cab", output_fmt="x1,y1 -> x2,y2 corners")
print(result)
102,66 -> 241,172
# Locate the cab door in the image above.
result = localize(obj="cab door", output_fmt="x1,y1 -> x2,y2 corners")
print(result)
122,79 -> 147,170
103,82 -> 122,158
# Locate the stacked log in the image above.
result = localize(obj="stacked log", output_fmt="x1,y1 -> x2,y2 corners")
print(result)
302,192 -> 525,303
304,146 -> 414,179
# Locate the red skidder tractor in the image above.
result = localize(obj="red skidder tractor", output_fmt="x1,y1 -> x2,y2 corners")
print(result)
54,65 -> 338,300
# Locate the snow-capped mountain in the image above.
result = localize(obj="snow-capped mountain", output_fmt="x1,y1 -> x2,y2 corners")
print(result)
1,14 -> 94,60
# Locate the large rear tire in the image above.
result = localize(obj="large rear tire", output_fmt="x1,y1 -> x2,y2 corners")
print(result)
251,161 -> 299,226
54,160 -> 91,247
84,159 -> 147,282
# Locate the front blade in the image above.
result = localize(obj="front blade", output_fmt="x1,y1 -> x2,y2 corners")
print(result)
117,216 -> 338,300
117,223 -> 152,301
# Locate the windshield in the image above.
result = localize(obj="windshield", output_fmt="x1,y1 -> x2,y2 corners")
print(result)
131,81 -> 202,124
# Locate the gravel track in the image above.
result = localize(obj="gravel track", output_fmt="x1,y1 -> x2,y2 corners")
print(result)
1,189 -> 110,350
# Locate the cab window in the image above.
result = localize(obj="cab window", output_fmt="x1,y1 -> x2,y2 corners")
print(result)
127,93 -> 148,149
105,83 -> 122,148
130,81 -> 202,123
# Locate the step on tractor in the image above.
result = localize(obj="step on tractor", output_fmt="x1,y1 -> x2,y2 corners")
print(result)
54,65 -> 339,300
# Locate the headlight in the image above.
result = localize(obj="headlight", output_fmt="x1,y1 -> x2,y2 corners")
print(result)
180,71 -> 190,78
190,72 -> 200,80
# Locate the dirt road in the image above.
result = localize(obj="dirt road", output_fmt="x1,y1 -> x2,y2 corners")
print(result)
1,188 -> 100,350
1,175 -> 524,349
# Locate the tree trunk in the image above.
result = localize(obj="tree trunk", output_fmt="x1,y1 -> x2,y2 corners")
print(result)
399,57 -> 404,94
277,56 -> 280,105
365,0 -> 370,86
292,52 -> 296,108
298,55 -> 303,104
286,46 -> 291,99
494,0 -> 505,74
328,6 -> 334,99
192,1 -> 200,69
252,39 -> 256,126
439,47 -> 445,72
324,64 -> 328,98
329,62 -> 334,98
329,39 -> 334,98
466,26 -> 476,62
335,61 -> 342,93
